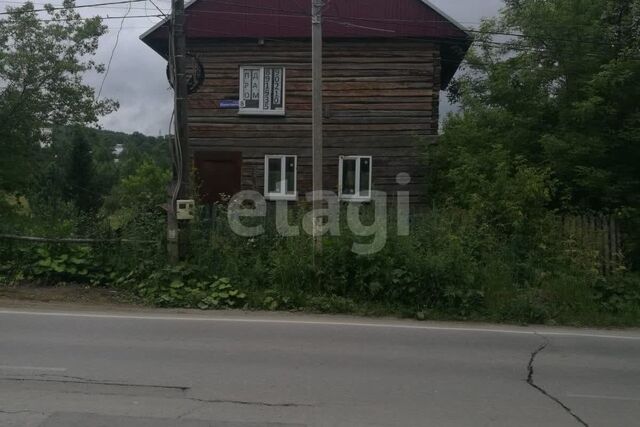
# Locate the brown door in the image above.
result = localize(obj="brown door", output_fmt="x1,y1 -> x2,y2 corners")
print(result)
193,151 -> 242,204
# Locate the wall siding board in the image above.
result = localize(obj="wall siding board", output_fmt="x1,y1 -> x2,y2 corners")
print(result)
187,39 -> 440,201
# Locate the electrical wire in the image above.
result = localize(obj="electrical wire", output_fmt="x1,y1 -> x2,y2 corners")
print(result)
36,13 -> 164,21
97,0 -> 133,98
167,3 -> 182,207
3,0 -> 631,52
0,0 -> 146,15
0,1 -> 164,12
325,17 -> 395,34
147,0 -> 167,17
6,1 -> 630,53
165,0 -> 634,50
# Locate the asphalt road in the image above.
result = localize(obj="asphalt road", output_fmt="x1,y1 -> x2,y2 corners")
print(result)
0,307 -> 639,427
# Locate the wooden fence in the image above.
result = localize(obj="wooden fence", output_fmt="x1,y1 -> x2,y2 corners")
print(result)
561,214 -> 623,274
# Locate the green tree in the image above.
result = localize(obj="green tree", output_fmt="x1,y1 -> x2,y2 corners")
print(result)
0,1 -> 117,195
103,161 -> 170,231
66,128 -> 100,213
430,0 -> 640,264
117,132 -> 171,177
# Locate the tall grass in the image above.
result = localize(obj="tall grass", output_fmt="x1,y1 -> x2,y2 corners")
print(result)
1,201 -> 639,326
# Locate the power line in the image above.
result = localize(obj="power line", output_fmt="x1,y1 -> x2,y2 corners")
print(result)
146,0 -> 167,17
325,17 -> 395,34
0,0 -> 146,15
6,0 -> 626,51
97,0 -> 133,98
193,0 -> 311,15
0,1 -> 166,12
180,0 -> 633,49
37,13 -> 163,22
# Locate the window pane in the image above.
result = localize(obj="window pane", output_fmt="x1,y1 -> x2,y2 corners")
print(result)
342,159 -> 357,195
285,156 -> 296,194
268,158 -> 282,194
359,158 -> 371,197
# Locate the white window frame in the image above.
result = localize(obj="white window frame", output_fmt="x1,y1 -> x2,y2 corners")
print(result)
239,66 -> 286,116
339,156 -> 373,201
264,155 -> 297,201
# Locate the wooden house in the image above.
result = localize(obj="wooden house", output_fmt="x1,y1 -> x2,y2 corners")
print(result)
140,0 -> 471,204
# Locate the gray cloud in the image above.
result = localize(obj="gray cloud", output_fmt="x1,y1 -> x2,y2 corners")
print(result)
39,0 -> 503,135
91,42 -> 173,136
430,0 -> 503,26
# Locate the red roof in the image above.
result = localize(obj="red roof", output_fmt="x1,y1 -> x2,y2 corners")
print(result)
141,0 -> 471,88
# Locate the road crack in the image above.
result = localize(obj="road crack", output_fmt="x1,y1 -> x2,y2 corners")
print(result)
189,397 -> 313,408
0,409 -> 44,415
526,336 -> 589,427
0,376 -> 189,391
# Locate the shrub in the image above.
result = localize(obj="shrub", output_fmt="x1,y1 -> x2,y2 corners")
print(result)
135,264 -> 246,309
2,193 -> 639,326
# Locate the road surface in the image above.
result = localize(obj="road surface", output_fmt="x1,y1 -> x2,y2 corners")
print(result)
0,306 -> 639,426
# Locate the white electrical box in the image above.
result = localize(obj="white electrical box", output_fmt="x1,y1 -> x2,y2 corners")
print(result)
176,199 -> 195,220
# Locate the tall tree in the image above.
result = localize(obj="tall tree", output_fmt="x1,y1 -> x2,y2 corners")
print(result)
430,0 -> 640,263
433,0 -> 640,209
66,128 -> 100,213
0,1 -> 117,195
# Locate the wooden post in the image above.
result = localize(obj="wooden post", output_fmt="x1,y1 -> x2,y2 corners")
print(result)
311,0 -> 323,251
169,0 -> 190,262
167,199 -> 179,263
167,135 -> 179,263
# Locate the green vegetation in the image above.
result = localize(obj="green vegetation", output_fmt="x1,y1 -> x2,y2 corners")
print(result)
1,0 -> 639,326
0,1 -> 116,196
2,200 -> 639,326
435,0 -> 640,263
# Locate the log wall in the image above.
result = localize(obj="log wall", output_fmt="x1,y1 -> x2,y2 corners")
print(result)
187,38 -> 441,203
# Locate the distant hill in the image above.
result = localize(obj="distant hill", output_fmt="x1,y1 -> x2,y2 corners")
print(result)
51,126 -> 171,173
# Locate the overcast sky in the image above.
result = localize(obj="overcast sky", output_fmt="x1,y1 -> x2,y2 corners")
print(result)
2,0 -> 504,135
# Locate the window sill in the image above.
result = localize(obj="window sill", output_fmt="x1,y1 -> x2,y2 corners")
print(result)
339,195 -> 372,203
239,110 -> 286,117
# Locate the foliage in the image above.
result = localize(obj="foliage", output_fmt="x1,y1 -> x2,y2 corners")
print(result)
135,264 -> 246,309
0,1 -> 117,194
435,0 -> 640,265
113,131 -> 171,177
102,160 -> 170,232
30,246 -> 93,282
65,128 -> 101,213
170,205 -> 640,325
1,0 -> 639,327
1,203 -> 640,325
593,273 -> 640,314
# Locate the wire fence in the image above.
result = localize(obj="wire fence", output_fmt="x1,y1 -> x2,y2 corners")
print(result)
0,234 -> 156,245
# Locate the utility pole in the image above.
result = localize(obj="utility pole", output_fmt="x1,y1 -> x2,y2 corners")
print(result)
311,0 -> 323,251
168,0 -> 190,262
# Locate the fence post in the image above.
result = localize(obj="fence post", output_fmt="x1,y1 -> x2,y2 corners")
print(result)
601,215 -> 609,274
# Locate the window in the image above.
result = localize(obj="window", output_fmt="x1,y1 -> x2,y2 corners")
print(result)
264,155 -> 297,200
339,156 -> 372,201
239,66 -> 285,116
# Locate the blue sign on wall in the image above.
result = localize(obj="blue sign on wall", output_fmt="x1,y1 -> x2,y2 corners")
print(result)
220,99 -> 240,109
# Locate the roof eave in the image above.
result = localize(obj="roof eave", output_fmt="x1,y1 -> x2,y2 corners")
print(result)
418,0 -> 473,39
139,0 -> 200,50
139,16 -> 169,43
